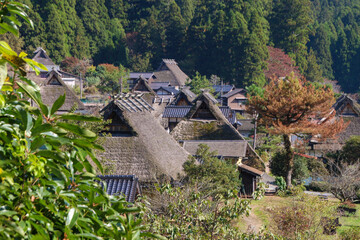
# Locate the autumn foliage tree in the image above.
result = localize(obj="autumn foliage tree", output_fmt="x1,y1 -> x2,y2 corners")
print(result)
247,73 -> 346,187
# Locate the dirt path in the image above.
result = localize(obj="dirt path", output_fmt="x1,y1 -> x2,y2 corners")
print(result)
240,210 -> 263,233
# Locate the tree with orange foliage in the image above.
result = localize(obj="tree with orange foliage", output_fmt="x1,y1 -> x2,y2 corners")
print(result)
247,73 -> 346,187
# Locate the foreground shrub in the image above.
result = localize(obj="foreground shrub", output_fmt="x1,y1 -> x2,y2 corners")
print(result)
340,227 -> 360,240
0,3 -> 161,238
270,194 -> 338,239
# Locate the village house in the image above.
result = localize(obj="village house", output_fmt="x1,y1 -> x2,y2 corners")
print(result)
98,93 -> 189,184
308,94 -> 360,157
29,47 -> 79,88
212,84 -> 235,102
170,91 -> 264,170
149,59 -> 190,89
34,70 -> 85,114
127,72 -> 154,90
221,88 -> 248,116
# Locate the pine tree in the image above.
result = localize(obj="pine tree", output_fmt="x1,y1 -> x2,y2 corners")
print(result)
247,73 -> 346,187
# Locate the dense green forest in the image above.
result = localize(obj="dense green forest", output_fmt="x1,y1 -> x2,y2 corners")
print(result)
11,0 -> 360,93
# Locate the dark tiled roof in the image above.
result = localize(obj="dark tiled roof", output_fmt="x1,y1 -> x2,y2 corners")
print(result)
98,175 -> 140,202
163,106 -> 192,118
222,88 -> 246,98
183,140 -> 248,157
212,85 -> 234,94
150,82 -> 170,90
129,72 -> 154,80
238,164 -> 264,176
219,107 -> 236,124
163,105 -> 235,123
156,86 -> 179,95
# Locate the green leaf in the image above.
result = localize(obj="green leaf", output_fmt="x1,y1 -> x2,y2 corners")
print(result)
0,22 -> 19,37
0,41 -> 17,56
50,94 -> 65,115
57,122 -> 97,139
0,210 -> 17,216
72,233 -> 103,240
0,94 -> 5,108
17,81 -> 48,116
65,208 -> 79,229
0,59 -> 7,90
59,114 -> 101,122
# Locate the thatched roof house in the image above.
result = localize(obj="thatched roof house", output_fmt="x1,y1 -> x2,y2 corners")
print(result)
150,59 -> 190,88
131,75 -> 156,94
333,94 -> 360,117
98,94 -> 189,183
37,70 -> 84,113
29,47 -> 79,87
170,91 -> 264,170
170,87 -> 196,106
32,47 -> 59,72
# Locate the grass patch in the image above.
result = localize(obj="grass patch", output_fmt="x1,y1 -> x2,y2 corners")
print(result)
338,203 -> 360,235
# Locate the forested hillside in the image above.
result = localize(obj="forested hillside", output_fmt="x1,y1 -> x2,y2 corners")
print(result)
11,0 -> 360,92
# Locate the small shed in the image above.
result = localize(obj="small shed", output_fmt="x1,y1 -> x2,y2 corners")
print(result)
97,175 -> 141,203
238,164 -> 264,197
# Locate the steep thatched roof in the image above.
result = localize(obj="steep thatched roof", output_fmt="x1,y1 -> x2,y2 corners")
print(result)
152,59 -> 190,87
183,140 -> 248,158
170,91 -> 264,170
171,91 -> 246,141
98,95 -> 189,183
333,94 -> 360,116
312,117 -> 360,151
131,75 -> 156,94
170,87 -> 196,106
40,70 -> 84,112
32,47 -> 59,71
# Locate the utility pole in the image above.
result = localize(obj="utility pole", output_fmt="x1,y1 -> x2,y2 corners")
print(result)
253,113 -> 258,149
80,72 -> 83,99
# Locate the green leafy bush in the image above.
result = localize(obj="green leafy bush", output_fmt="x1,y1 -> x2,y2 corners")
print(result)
0,2 -> 161,239
183,144 -> 241,196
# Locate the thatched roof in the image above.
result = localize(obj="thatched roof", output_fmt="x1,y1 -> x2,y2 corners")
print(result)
98,95 -> 190,183
152,59 -> 190,87
131,75 -> 156,94
97,175 -> 141,202
171,91 -> 247,141
40,70 -> 84,112
333,94 -> 360,116
183,140 -> 248,158
32,47 -> 59,71
170,91 -> 265,170
170,87 -> 196,106
312,117 -> 360,151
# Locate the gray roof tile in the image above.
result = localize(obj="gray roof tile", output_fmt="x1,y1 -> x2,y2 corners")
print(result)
98,175 -> 140,202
